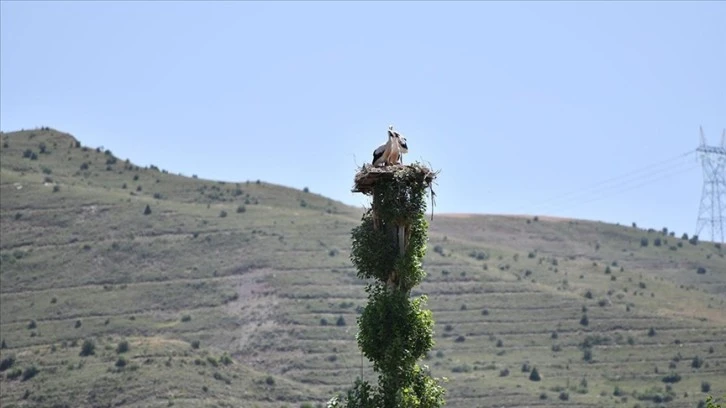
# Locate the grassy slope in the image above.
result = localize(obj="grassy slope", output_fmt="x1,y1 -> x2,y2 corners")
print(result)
0,128 -> 724,408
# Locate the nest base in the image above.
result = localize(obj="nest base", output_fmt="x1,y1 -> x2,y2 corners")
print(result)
352,163 -> 436,195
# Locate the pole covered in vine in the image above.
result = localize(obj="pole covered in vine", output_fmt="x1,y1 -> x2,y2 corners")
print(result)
329,163 -> 446,408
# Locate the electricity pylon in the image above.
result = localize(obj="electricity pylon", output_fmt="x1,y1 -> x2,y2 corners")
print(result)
695,126 -> 726,243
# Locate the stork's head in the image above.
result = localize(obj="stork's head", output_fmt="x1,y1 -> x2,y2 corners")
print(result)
398,134 -> 408,153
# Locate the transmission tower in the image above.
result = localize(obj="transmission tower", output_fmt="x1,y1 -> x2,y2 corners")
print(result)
695,126 -> 726,243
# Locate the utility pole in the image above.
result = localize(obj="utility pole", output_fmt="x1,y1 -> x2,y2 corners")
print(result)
695,126 -> 726,243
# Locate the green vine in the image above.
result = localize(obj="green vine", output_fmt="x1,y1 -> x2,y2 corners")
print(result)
330,163 -> 446,408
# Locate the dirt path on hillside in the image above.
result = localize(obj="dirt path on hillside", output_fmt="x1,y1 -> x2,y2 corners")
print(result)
222,268 -> 280,354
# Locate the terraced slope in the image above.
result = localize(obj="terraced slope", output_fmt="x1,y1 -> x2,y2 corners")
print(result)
1,128 -> 724,408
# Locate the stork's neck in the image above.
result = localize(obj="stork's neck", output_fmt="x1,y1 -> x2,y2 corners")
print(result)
391,139 -> 400,154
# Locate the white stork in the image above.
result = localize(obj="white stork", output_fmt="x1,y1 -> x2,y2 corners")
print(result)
372,125 -> 408,166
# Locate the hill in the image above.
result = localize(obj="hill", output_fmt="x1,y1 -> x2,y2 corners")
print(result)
1,128 -> 724,408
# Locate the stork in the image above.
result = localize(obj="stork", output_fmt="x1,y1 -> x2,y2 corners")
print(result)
372,125 -> 408,166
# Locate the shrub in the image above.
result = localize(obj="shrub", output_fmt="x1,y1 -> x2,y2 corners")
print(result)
648,327 -> 656,337
144,205 -> 151,215
539,392 -> 547,400
74,319 -> 82,328
654,238 -> 662,247
181,315 -> 192,322
27,320 -> 37,330
499,368 -> 510,377
115,356 -> 128,368
697,267 -> 707,275
220,353 -> 233,366
584,290 -> 593,299
559,392 -> 569,401
583,348 -> 593,362
6,367 -> 22,380
336,315 -> 346,326
692,356 -> 704,369
521,363 -> 531,372
496,339 -> 503,347
80,162 -> 89,170
53,185 -> 60,193
80,339 -> 96,356
236,205 -> 246,213
640,237 -> 649,247
701,381 -> 711,393
219,210 -> 227,218
265,375 -> 275,386
529,367 -> 541,381
0,355 -> 15,371
191,340 -> 200,349
22,149 -> 33,158
580,314 -> 589,326
455,335 -> 466,343
320,318 -> 328,326
661,373 -> 681,383
21,365 -> 39,381
116,340 -> 130,354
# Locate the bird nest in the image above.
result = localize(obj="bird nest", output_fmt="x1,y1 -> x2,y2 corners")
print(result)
352,163 -> 437,195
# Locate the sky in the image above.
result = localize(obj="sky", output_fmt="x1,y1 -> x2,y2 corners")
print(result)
1,1 -> 725,240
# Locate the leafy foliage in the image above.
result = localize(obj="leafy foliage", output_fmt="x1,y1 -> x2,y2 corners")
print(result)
333,164 -> 445,408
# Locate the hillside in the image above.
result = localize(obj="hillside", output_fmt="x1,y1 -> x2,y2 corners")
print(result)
0,128 -> 724,408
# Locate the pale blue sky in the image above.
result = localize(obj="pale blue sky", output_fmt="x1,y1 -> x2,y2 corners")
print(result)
2,1 -> 724,239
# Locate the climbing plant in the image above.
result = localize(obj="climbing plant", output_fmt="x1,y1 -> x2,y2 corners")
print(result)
329,163 -> 446,408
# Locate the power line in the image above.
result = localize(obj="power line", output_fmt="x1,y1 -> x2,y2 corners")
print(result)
513,150 -> 696,214
534,158 -> 697,214
545,162 -> 699,215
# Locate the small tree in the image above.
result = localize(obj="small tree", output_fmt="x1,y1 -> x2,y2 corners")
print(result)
80,339 -> 96,356
116,340 -> 130,354
529,367 -> 541,381
144,204 -> 152,215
